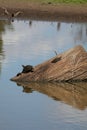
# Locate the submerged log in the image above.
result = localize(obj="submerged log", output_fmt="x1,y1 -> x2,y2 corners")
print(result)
11,45 -> 87,82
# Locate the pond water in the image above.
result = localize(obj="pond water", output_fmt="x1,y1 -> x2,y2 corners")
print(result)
0,18 -> 87,130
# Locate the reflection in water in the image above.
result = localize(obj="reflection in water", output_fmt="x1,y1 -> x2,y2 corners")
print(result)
0,21 -> 7,74
0,21 -> 6,54
0,20 -> 13,74
57,22 -> 61,31
16,82 -> 87,110
0,40 -> 3,74
17,82 -> 33,93
71,23 -> 87,44
29,20 -> 32,27
56,22 -> 87,45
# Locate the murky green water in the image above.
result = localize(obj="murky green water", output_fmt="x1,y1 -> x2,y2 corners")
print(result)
0,19 -> 87,130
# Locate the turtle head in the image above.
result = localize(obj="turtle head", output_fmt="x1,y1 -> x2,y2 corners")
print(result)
22,65 -> 25,68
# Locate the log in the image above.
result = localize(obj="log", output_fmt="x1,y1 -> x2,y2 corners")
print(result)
11,45 -> 87,82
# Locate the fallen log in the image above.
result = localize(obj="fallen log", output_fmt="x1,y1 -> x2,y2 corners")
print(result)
11,45 -> 87,82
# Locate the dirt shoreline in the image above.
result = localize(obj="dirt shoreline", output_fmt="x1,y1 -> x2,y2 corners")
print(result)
0,2 -> 87,21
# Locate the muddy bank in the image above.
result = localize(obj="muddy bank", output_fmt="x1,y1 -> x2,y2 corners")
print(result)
0,2 -> 87,21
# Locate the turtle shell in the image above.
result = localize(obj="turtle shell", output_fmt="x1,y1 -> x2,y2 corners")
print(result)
22,65 -> 33,73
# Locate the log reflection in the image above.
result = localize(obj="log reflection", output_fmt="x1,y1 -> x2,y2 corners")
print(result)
16,82 -> 87,110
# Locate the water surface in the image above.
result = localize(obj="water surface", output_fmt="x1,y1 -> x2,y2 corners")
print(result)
0,19 -> 87,130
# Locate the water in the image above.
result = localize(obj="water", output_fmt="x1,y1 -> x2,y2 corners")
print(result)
0,19 -> 87,130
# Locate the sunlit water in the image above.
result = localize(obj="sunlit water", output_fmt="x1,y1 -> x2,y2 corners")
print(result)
0,19 -> 87,130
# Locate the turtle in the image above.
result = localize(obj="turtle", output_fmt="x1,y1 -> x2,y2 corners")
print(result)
22,65 -> 34,73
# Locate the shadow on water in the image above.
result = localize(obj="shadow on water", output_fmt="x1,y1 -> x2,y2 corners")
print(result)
15,81 -> 87,110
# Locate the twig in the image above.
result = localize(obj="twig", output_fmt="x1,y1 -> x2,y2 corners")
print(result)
54,50 -> 58,56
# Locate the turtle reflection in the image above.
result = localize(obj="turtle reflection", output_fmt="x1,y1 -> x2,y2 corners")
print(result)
23,86 -> 33,93
17,83 -> 33,93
